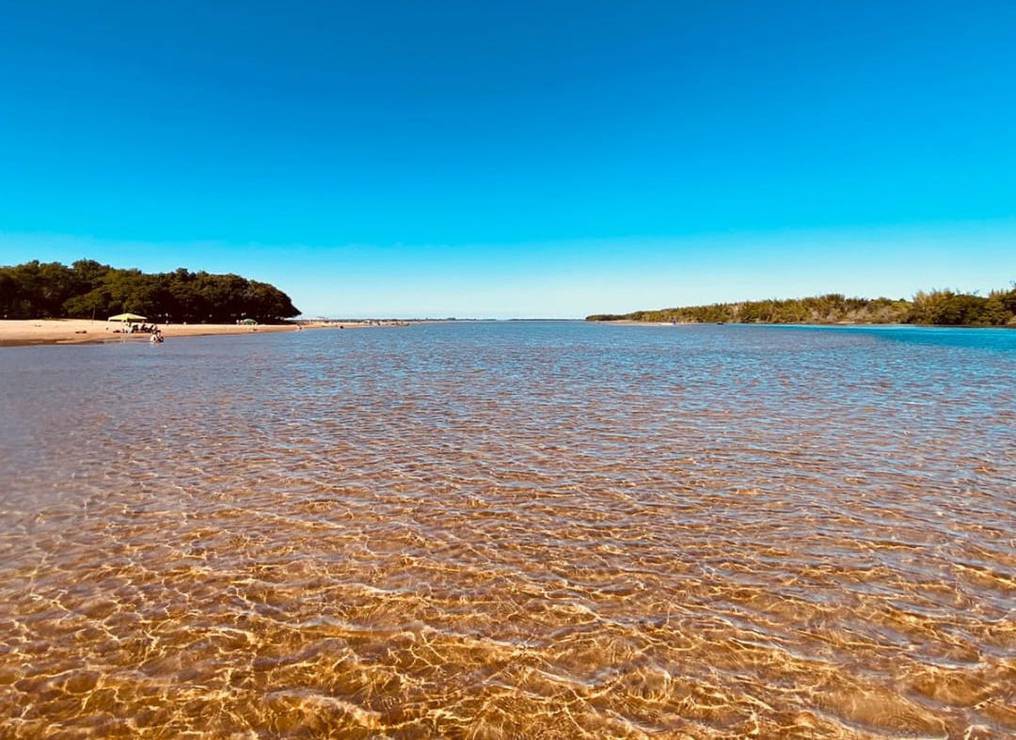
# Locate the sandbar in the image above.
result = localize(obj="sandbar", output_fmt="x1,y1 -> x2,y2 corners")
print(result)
0,319 -> 391,347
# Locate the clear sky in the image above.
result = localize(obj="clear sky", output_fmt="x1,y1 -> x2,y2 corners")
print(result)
1,1 -> 1014,318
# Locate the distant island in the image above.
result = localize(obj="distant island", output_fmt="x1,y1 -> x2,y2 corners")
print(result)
587,287 -> 1016,327
0,260 -> 300,323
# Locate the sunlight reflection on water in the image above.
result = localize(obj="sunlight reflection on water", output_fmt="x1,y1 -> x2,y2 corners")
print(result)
1,322 -> 1014,737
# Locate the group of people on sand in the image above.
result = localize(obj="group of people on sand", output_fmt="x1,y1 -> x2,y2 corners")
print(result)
119,322 -> 159,335
135,324 -> 164,342
108,322 -> 164,342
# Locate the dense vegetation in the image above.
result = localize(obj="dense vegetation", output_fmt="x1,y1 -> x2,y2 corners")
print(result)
587,287 -> 1016,326
0,260 -> 300,322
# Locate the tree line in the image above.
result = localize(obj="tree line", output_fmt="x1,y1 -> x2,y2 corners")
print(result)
0,260 -> 300,323
587,287 -> 1016,326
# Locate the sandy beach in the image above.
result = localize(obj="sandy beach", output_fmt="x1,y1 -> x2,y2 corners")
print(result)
0,319 -> 391,347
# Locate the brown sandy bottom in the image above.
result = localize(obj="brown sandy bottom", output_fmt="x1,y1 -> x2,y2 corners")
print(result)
0,322 -> 1013,737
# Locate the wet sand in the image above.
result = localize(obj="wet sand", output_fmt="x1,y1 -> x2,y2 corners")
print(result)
0,319 -> 388,347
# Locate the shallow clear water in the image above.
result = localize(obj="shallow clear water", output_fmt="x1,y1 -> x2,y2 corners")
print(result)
1,322 -> 1014,737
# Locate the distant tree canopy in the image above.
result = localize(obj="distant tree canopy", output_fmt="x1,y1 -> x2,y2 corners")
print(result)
0,260 -> 300,323
587,287 -> 1016,327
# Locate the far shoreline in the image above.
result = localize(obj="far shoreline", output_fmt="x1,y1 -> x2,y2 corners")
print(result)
589,319 -> 1015,329
0,318 -> 411,348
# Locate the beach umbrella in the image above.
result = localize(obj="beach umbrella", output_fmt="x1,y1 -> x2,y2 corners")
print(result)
107,313 -> 147,322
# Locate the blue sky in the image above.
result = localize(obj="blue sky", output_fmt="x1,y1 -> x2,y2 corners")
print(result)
1,1 -> 1014,317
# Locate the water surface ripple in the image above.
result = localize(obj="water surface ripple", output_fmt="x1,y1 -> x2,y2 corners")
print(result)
1,322 -> 1014,737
